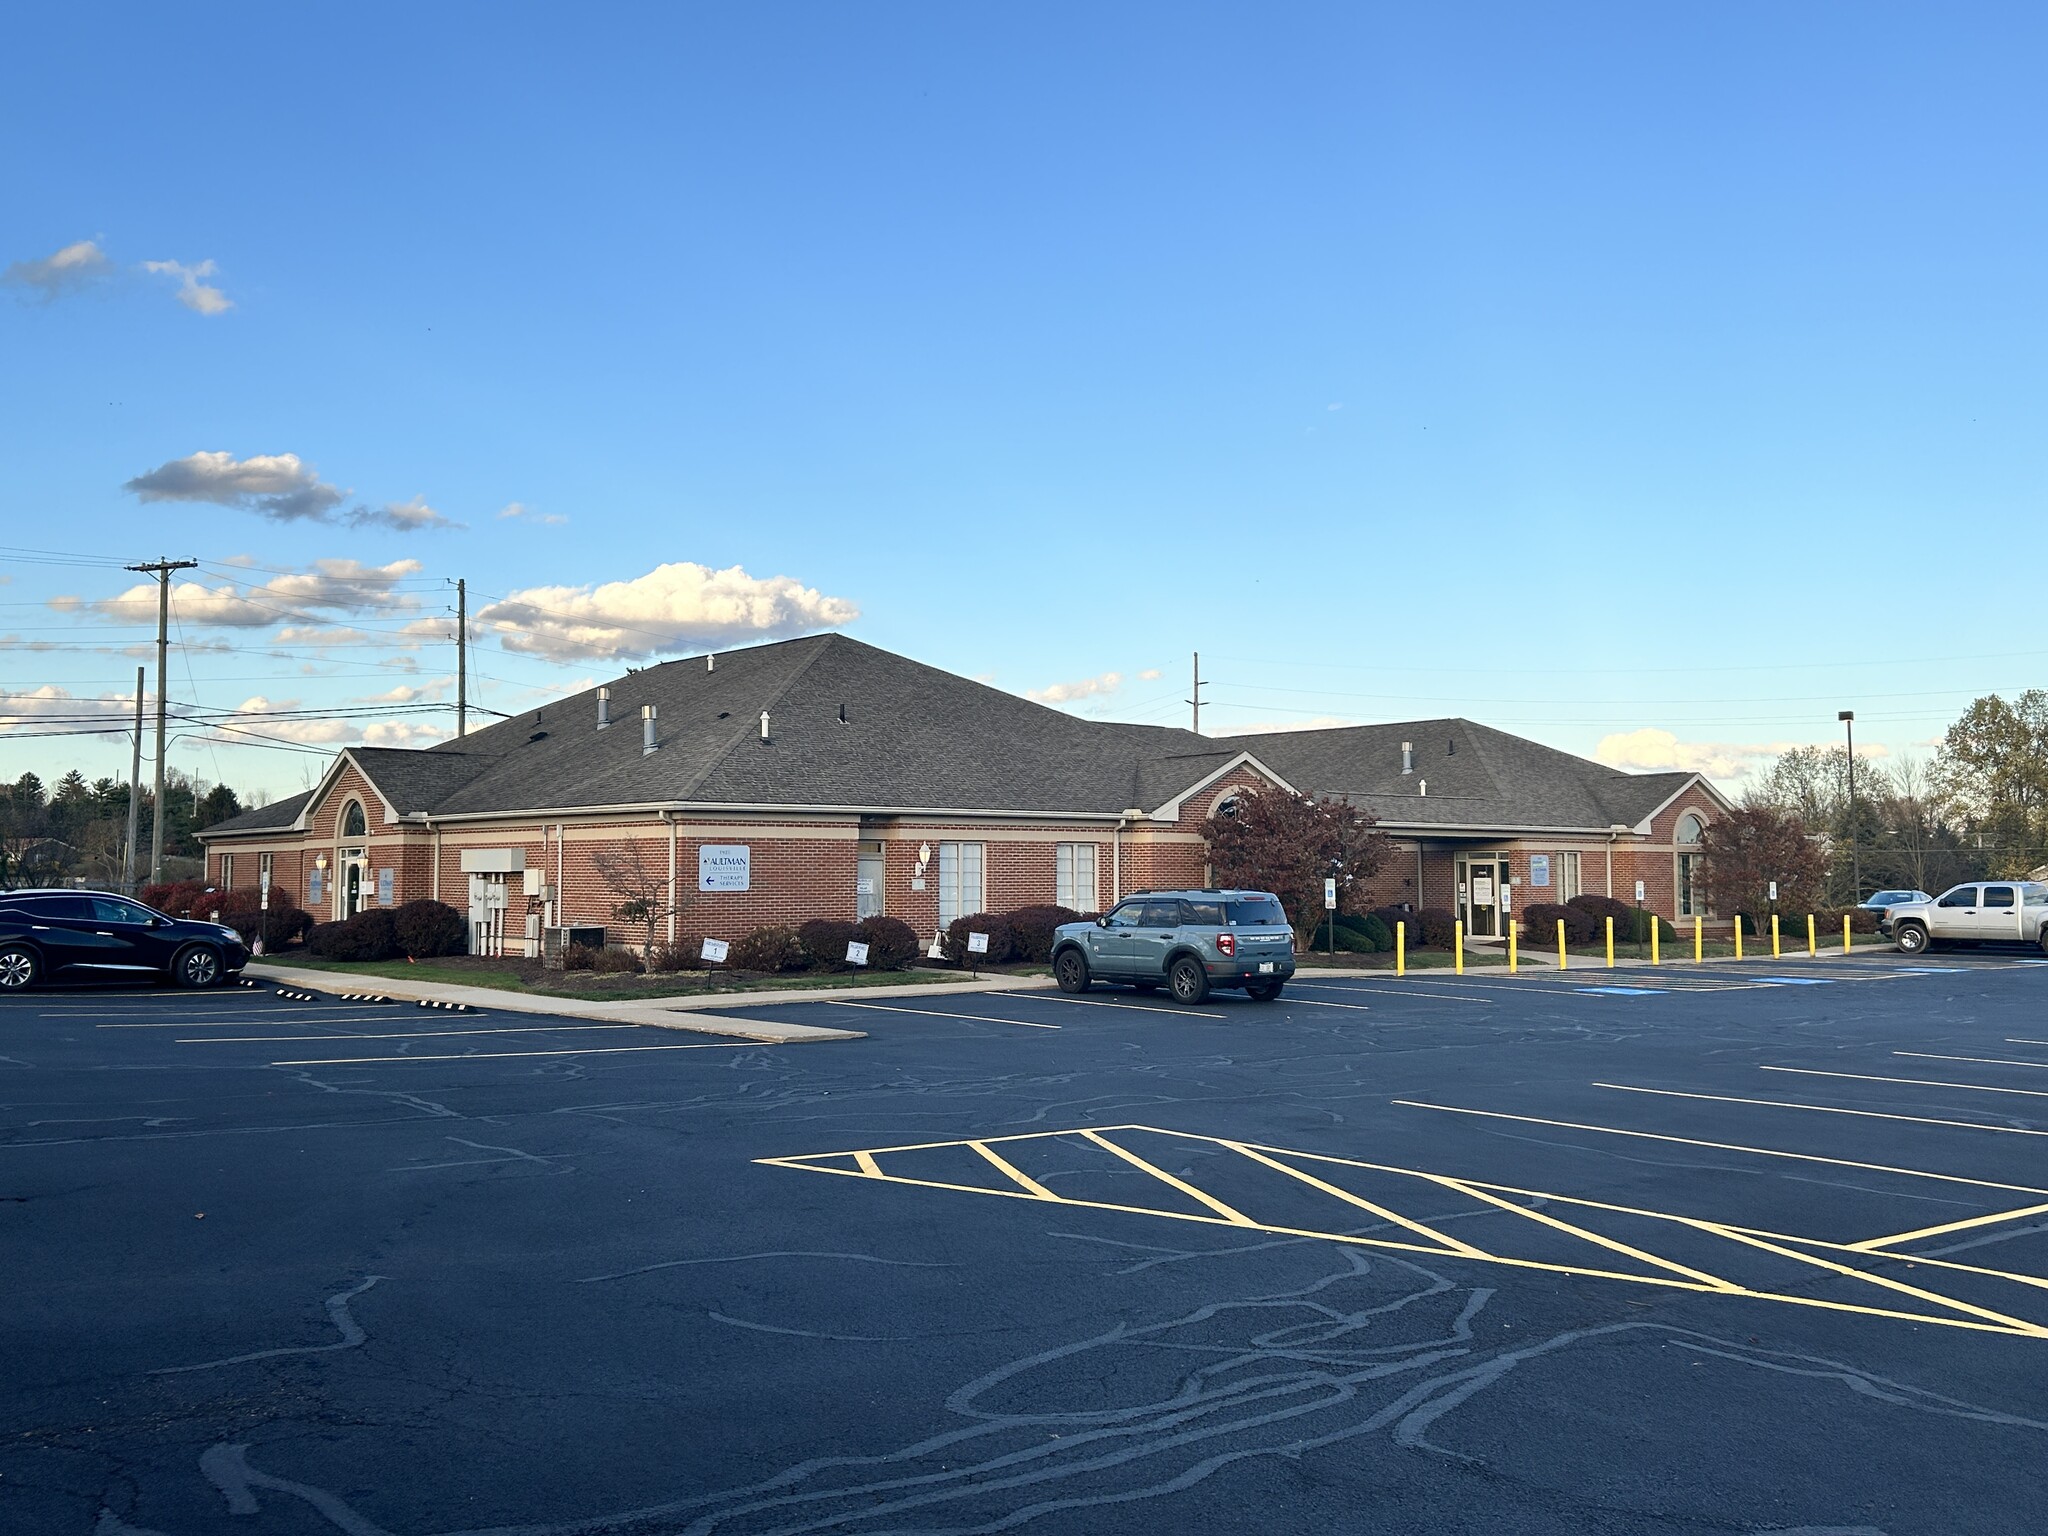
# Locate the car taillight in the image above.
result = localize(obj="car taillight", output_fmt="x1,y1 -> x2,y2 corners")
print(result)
1216,932 -> 1236,957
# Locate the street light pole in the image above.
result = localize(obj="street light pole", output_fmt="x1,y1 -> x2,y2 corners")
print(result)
1838,710 -> 1859,902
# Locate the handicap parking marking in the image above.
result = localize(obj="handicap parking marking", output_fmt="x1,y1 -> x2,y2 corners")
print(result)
1752,976 -> 1834,986
1576,986 -> 1669,996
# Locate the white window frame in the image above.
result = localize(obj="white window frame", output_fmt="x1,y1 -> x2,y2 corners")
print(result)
1674,814 -> 1707,917
937,842 -> 985,928
1558,851 -> 1582,902
259,852 -> 273,892
220,853 -> 234,889
1056,842 -> 1098,912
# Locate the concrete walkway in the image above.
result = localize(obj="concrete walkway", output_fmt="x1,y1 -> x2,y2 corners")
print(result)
244,961 -> 867,1044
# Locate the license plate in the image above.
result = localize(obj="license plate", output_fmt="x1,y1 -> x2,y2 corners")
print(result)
1258,962 -> 1274,974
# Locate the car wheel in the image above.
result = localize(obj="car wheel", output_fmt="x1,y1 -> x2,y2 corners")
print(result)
173,944 -> 223,988
1247,981 -> 1284,1002
1168,956 -> 1209,1006
0,945 -> 38,992
1894,923 -> 1929,956
1053,948 -> 1090,994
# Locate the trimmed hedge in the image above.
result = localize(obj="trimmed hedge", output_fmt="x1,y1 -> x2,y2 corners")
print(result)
393,898 -> 465,958
942,913 -> 1016,965
798,918 -> 863,972
1361,914 -> 1394,950
305,908 -> 399,961
212,886 -> 315,949
1523,903 -> 1598,945
592,946 -> 645,974
854,915 -> 921,971
1567,894 -> 1634,932
1005,905 -> 1086,964
1415,908 -> 1458,948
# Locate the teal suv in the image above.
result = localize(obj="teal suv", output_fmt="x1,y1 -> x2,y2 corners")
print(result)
1051,889 -> 1296,1004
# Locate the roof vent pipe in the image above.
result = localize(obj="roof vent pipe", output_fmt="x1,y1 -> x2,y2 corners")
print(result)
837,703 -> 847,725
706,653 -> 715,672
760,710 -> 771,742
1419,778 -> 1427,797
641,704 -> 658,755
1401,741 -> 1413,774
597,686 -> 610,730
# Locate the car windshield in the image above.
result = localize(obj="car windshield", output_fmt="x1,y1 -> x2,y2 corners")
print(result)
1224,898 -> 1287,926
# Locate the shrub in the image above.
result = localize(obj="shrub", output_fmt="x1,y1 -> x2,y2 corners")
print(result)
854,915 -> 921,972
1415,908 -> 1458,948
1567,894 -> 1634,934
1005,905 -> 1085,963
211,886 -> 314,949
142,880 -> 210,918
942,913 -> 1016,965
646,941 -> 692,972
730,925 -> 806,973
1623,909 -> 1678,945
1334,925 -> 1378,954
393,898 -> 465,958
1361,914 -> 1394,950
1523,903 -> 1598,945
304,908 -> 399,962
797,918 -> 863,972
592,946 -> 645,974
1369,907 -> 1418,944
561,942 -> 598,971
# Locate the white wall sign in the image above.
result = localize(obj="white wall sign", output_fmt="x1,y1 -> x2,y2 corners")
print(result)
1472,876 -> 1494,905
699,937 -> 730,964
1529,855 -> 1551,887
378,869 -> 395,906
845,940 -> 871,966
698,845 -> 751,892
966,931 -> 990,954
1500,883 -> 1513,912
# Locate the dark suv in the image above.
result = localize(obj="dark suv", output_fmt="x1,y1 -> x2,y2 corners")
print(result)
0,889 -> 249,991
1051,889 -> 1296,1004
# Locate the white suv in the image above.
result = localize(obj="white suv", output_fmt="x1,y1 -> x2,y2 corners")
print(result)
1889,882 -> 2048,956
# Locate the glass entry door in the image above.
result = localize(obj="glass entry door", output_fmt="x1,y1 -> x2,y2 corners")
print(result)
1458,858 -> 1503,938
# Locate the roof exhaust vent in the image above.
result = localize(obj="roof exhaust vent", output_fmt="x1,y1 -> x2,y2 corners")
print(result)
837,703 -> 848,725
1418,778 -> 1427,797
1401,741 -> 1413,775
706,653 -> 715,672
760,710 -> 771,743
1447,738 -> 1455,756
596,686 -> 610,730
641,704 -> 658,755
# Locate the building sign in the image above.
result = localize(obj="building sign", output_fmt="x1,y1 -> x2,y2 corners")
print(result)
378,869 -> 395,906
1529,855 -> 1550,888
698,845 -> 751,892
1472,875 -> 1494,905
308,870 -> 323,903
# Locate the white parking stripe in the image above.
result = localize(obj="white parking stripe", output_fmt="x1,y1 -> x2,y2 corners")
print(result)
1005,993 -> 1225,1021
1285,980 -> 1495,1004
181,1024 -> 641,1043
270,1041 -> 765,1064
101,1015 -> 424,1029
837,1001 -> 1059,1029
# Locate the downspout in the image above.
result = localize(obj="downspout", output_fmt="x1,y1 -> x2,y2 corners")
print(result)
665,811 -> 678,944
1112,816 -> 1124,903
555,821 -> 565,927
429,817 -> 440,903
1415,842 -> 1424,908
1606,830 -> 1615,897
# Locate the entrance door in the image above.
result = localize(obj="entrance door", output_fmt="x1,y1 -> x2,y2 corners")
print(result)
1459,859 -> 1502,938
341,849 -> 367,918
856,851 -> 885,919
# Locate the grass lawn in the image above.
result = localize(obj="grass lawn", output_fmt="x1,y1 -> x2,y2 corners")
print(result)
254,953 -> 1042,1001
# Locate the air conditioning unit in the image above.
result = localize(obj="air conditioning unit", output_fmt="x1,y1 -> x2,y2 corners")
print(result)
542,925 -> 607,968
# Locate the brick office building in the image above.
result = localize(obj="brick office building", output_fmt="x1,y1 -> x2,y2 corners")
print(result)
197,634 -> 1731,954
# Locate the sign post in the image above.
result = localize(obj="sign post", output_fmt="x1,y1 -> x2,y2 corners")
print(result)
966,929 -> 989,980
1634,878 -> 1646,960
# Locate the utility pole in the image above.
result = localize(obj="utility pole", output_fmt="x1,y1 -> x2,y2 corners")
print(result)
127,557 -> 197,887
1187,651 -> 1205,735
1839,710 -> 1859,901
123,667 -> 144,895
455,577 -> 467,738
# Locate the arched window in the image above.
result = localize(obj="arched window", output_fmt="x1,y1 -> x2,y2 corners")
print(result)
1215,794 -> 1243,820
341,800 -> 367,838
1675,813 -> 1707,916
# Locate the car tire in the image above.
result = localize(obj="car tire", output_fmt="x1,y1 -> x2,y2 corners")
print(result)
173,944 -> 224,988
1894,923 -> 1930,956
1168,956 -> 1209,1006
1053,948 -> 1090,994
0,944 -> 38,992
1247,981 -> 1284,1002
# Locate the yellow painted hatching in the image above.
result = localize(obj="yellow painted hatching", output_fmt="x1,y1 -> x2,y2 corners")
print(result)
759,1123 -> 2048,1340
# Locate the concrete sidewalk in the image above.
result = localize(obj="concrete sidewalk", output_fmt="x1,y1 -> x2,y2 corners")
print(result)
244,961 -> 867,1044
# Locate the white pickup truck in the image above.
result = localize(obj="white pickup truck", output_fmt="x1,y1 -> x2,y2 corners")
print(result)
1890,881 -> 2048,956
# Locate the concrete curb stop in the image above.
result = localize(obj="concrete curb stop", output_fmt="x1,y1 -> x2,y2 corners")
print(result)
274,988 -> 320,1001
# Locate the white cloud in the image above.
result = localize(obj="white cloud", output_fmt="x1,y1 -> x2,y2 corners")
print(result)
497,501 -> 567,526
1138,668 -> 1162,681
123,452 -> 458,531
1589,728 -> 1899,781
0,684 -> 139,733
351,677 -> 452,705
64,559 -> 426,630
475,561 -> 860,661
197,695 -> 449,749
126,451 -> 346,522
4,239 -> 112,300
142,257 -> 231,315
1028,671 -> 1124,705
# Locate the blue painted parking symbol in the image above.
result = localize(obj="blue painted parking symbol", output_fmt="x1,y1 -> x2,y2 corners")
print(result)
1755,976 -> 1832,985
1576,986 -> 1668,996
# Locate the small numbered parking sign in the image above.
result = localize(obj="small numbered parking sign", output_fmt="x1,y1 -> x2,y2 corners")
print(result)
966,932 -> 990,955
699,937 -> 730,964
845,941 -> 871,966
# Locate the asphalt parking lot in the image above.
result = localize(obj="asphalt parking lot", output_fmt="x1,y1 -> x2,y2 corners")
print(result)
6,950 -> 2048,1535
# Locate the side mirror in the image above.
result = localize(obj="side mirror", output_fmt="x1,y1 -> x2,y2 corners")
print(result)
1096,915 -> 1111,928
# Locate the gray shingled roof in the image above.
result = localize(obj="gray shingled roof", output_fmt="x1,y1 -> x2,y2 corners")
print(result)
202,789 -> 311,836
198,634 -> 1711,835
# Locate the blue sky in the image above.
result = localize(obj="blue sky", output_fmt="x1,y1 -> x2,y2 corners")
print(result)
4,2 -> 2043,800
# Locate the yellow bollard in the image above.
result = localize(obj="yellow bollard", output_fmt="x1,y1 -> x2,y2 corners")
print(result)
1843,913 -> 1852,954
1604,915 -> 1614,969
1694,915 -> 1703,963
1396,921 -> 1405,977
1806,913 -> 1816,957
1771,913 -> 1781,958
1650,917 -> 1660,966
1508,923 -> 1518,974
1735,920 -> 1743,960
1454,919 -> 1464,975
1557,918 -> 1567,971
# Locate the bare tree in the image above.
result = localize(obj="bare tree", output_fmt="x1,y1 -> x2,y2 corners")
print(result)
591,841 -> 693,957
